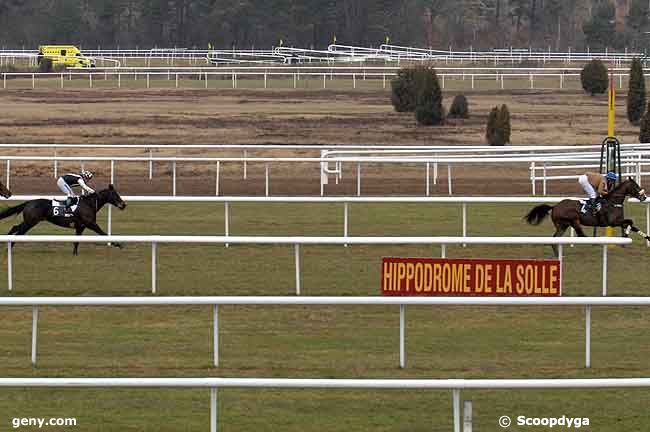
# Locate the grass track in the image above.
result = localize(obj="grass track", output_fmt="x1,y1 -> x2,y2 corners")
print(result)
0,201 -> 649,431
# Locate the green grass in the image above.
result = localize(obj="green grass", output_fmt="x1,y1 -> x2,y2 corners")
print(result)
0,202 -> 649,431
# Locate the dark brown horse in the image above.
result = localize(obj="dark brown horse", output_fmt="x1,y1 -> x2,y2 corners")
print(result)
525,178 -> 649,255
0,181 -> 10,198
0,185 -> 126,255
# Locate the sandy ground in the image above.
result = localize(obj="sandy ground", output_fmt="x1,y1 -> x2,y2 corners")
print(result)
0,87 -> 636,196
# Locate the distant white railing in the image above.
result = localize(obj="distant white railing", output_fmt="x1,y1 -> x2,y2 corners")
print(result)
0,235 -> 630,295
0,70 -> 643,91
2,44 -> 645,65
4,296 -> 647,370
2,153 -> 648,197
5,143 -> 650,195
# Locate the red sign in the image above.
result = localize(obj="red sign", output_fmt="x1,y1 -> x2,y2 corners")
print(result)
381,257 -> 560,297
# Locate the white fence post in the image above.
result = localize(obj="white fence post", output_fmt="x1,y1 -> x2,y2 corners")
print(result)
149,149 -> 153,180
243,150 -> 247,180
453,389 -> 461,432
447,164 -> 452,196
172,161 -> 177,196
4,159 -> 10,189
343,202 -> 349,243
213,305 -> 219,367
294,244 -> 301,295
31,306 -> 38,365
210,387 -> 217,432
531,162 -> 536,195
462,203 -> 467,245
602,245 -> 608,296
646,204 -> 649,247
7,242 -> 12,291
215,161 -> 220,196
107,205 -> 112,237
463,401 -> 473,432
585,305 -> 591,368
356,163 -> 361,196
399,304 -> 405,368
151,242 -> 157,294
265,163 -> 269,197
224,202 -> 230,248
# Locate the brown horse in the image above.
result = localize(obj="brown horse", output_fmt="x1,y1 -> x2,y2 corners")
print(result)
0,181 -> 10,198
525,178 -> 649,255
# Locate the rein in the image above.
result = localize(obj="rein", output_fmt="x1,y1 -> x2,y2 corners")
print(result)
605,181 -> 637,205
82,192 -> 101,212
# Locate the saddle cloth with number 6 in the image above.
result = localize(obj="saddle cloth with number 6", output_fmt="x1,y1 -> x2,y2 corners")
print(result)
51,200 -> 78,217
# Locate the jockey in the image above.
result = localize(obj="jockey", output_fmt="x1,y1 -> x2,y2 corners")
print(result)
56,170 -> 95,210
578,171 -> 617,215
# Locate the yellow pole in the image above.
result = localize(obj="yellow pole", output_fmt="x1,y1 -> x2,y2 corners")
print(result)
606,73 -> 615,242
608,73 -> 615,137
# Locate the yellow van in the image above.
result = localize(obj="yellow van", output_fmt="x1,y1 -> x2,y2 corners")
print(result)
37,45 -> 95,68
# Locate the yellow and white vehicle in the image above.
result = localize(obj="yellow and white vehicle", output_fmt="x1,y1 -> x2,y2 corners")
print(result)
37,45 -> 96,68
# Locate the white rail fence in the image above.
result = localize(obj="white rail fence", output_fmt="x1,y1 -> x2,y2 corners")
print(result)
3,296 -> 648,370
6,194 -> 650,249
1,376 -> 648,432
2,44 -> 645,64
4,144 -> 650,196
4,153 -> 650,197
0,70 -> 645,91
0,235 -> 630,295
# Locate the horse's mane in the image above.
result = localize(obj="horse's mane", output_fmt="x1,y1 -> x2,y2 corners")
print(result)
610,178 -> 635,194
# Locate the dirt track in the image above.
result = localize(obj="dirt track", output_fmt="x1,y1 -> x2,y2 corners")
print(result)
0,87 -> 635,196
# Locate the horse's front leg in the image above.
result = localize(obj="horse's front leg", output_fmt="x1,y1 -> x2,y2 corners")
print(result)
622,220 -> 650,241
85,222 -> 122,249
73,224 -> 85,256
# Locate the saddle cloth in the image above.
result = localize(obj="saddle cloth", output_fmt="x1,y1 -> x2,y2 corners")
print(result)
51,200 -> 78,217
579,199 -> 589,214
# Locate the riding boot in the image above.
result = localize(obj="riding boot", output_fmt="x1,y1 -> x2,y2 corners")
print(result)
589,198 -> 598,217
64,197 -> 75,214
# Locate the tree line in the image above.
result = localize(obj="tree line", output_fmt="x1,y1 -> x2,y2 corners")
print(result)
1,0 -> 649,51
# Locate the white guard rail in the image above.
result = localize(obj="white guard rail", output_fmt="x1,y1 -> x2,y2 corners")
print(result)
3,154 -> 650,197
0,235 -> 631,296
3,296 -> 647,370
5,195 -> 650,249
0,377 -> 648,432
0,70 -> 646,91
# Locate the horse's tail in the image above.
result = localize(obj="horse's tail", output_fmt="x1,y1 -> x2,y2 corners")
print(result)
525,204 -> 553,225
0,202 -> 27,220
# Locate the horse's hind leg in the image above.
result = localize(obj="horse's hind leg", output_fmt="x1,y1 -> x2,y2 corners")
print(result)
552,222 -> 569,257
8,224 -> 21,235
570,219 -> 587,237
73,224 -> 85,256
8,222 -> 35,236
